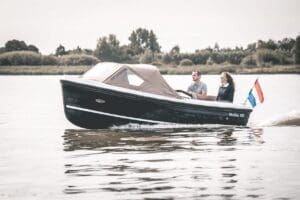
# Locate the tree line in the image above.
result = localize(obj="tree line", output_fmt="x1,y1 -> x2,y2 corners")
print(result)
0,28 -> 300,66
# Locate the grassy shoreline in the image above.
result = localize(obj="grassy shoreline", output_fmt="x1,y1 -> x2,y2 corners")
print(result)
0,65 -> 92,75
0,64 -> 299,75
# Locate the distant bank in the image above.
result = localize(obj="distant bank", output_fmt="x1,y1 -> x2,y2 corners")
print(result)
0,65 -> 299,75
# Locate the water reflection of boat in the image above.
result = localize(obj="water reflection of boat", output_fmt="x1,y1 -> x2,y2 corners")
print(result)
63,129 -> 171,152
60,62 -> 252,129
63,126 -> 262,151
62,127 -> 264,197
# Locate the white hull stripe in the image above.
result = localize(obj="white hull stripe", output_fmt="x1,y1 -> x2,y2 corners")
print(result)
66,105 -> 173,124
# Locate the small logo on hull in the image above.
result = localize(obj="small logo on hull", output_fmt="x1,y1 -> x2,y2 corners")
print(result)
95,99 -> 106,104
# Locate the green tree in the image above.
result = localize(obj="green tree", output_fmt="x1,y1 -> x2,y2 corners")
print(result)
257,39 -> 278,50
204,46 -> 213,53
55,44 -> 66,56
278,38 -> 295,52
0,47 -> 6,54
129,28 -> 148,55
94,34 -> 122,62
82,48 -> 94,55
136,28 -> 149,48
147,30 -> 160,53
213,42 -> 220,51
162,53 -> 173,64
27,44 -> 39,53
170,45 -> 180,54
246,43 -> 256,52
128,28 -> 160,55
69,46 -> 84,54
5,39 -> 27,51
295,35 -> 300,65
4,40 -> 39,53
128,31 -> 142,55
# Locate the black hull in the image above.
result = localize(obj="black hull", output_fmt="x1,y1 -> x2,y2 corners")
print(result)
61,79 -> 252,129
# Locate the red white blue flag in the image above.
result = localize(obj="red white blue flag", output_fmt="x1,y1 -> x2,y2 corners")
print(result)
247,79 -> 264,107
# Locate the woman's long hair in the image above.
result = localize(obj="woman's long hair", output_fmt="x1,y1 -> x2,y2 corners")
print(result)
224,72 -> 235,90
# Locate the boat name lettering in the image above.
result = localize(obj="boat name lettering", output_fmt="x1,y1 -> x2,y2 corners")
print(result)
228,113 -> 245,118
228,113 -> 245,117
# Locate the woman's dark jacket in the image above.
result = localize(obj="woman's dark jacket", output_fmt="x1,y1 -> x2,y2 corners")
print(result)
216,84 -> 234,102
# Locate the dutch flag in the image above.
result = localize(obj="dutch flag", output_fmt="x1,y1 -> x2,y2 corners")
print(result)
247,79 -> 264,108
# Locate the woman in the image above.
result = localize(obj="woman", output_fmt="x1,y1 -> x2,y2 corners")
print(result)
216,72 -> 235,102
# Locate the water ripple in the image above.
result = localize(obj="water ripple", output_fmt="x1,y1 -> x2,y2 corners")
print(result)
59,126 -> 270,199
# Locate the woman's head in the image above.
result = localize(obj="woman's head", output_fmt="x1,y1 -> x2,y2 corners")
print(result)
220,72 -> 235,89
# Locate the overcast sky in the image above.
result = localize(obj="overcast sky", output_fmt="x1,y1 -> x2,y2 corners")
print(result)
0,0 -> 299,54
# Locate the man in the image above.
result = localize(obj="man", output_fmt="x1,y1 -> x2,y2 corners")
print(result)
187,71 -> 207,99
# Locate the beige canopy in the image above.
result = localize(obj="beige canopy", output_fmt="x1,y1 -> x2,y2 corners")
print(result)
82,62 -> 181,99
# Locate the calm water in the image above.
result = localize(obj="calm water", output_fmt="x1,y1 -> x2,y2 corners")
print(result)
0,75 -> 300,200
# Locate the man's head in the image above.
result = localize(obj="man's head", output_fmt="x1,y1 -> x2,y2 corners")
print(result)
192,71 -> 201,82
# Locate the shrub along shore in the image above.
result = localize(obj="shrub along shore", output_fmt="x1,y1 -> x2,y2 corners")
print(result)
1,31 -> 299,75
0,64 -> 299,75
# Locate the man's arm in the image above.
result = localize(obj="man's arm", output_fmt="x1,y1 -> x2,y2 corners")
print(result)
197,84 -> 207,99
187,84 -> 197,98
197,91 -> 207,99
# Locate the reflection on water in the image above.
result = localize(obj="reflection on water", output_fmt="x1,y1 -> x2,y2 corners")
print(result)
62,126 -> 266,199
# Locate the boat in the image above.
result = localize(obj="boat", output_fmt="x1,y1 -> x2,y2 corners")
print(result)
60,62 -> 252,129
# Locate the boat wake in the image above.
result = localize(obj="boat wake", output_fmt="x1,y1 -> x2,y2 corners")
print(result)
255,110 -> 300,127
